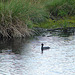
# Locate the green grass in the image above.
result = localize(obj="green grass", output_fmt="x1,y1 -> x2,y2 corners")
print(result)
34,16 -> 75,29
34,0 -> 75,29
45,0 -> 75,17
0,0 -> 75,27
0,0 -> 48,38
0,0 -> 49,26
0,0 -> 75,38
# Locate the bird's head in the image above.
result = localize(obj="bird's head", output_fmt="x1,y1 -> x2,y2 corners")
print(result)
41,43 -> 44,46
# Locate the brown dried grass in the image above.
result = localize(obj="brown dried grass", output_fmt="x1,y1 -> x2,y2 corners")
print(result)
0,17 -> 33,38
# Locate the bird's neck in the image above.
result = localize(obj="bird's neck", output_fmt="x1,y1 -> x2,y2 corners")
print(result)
42,45 -> 43,47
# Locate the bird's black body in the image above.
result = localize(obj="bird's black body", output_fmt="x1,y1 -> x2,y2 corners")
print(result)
41,43 -> 50,54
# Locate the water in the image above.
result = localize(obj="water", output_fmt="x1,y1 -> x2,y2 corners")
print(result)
0,29 -> 75,75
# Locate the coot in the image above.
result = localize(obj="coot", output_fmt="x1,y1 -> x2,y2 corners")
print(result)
41,43 -> 50,53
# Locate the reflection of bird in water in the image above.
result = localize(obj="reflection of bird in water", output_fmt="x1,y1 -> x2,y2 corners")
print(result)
41,43 -> 50,54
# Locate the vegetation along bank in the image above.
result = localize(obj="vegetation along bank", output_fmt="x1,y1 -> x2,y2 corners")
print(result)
0,0 -> 75,38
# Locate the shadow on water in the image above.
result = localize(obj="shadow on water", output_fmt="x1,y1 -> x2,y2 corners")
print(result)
59,28 -> 75,37
49,28 -> 75,37
0,27 -> 75,54
0,38 -> 30,54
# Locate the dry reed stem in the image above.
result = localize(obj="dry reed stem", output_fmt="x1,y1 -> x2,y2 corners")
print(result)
0,17 -> 33,38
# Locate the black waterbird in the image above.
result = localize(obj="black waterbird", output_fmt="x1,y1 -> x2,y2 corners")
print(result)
41,43 -> 50,54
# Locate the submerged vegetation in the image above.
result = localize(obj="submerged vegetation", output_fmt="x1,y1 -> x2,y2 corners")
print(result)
0,0 -> 75,38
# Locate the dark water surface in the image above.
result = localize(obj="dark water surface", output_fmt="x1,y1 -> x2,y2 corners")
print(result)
0,28 -> 75,75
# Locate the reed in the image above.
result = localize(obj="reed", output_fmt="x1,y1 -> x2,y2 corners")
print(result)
0,0 -> 48,38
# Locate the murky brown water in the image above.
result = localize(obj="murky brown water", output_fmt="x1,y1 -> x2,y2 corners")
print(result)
0,29 -> 75,75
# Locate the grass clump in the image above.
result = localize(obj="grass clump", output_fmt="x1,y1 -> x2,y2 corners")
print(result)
46,0 -> 75,17
37,16 -> 75,29
0,0 -> 48,38
34,0 -> 75,29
